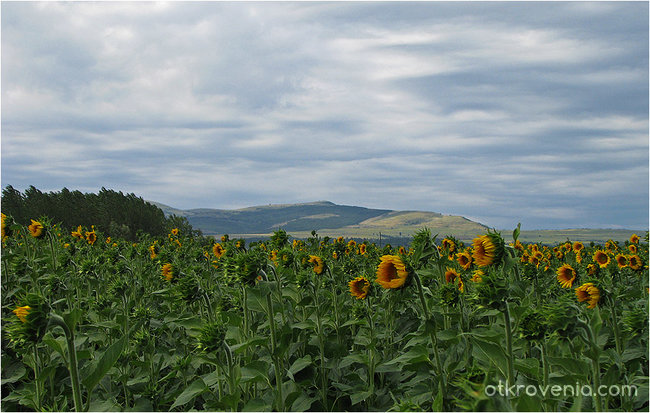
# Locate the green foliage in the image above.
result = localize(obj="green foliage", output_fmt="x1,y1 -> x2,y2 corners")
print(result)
0,214 -> 648,412
1,185 -> 199,241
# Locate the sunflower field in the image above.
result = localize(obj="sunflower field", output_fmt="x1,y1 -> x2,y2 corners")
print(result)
1,213 -> 648,411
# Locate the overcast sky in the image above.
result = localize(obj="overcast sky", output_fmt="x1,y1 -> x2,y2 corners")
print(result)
2,1 -> 648,230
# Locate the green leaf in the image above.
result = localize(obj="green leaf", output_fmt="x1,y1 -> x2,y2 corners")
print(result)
288,355 -> 313,376
63,308 -> 83,331
1,361 -> 26,384
380,345 -> 430,367
245,286 -> 268,313
42,336 -> 67,362
243,397 -> 272,411
81,336 -> 126,393
350,390 -> 372,406
547,357 -> 589,377
240,360 -> 270,385
513,223 -> 521,242
169,378 -> 208,410
471,337 -> 508,379
338,353 -> 368,369
230,336 -> 268,354
432,387 -> 444,411
291,393 -> 316,412
590,307 -> 603,337
514,358 -> 539,379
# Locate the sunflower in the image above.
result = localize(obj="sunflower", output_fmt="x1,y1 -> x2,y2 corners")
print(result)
456,251 -> 472,270
471,269 -> 484,283
85,229 -> 97,245
71,225 -> 83,239
587,263 -> 598,276
13,305 -> 31,323
332,251 -> 338,260
593,250 -> 610,268
529,251 -> 544,268
628,244 -> 638,254
28,219 -> 45,238
573,242 -> 584,253
349,276 -> 371,299
630,234 -> 640,244
556,264 -> 576,288
376,255 -> 409,289
576,251 -> 583,264
615,254 -> 628,269
472,232 -> 504,267
359,244 -> 367,255
445,267 -> 459,283
441,237 -> 455,252
171,228 -> 179,236
628,255 -> 643,271
576,282 -> 600,309
398,246 -> 407,255
149,243 -> 158,259
162,263 -> 174,281
213,243 -> 225,259
308,255 -> 324,275
1,213 -> 9,240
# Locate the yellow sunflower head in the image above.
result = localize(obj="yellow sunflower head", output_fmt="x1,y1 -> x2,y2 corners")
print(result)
573,242 -> 584,253
629,234 -> 640,244
445,267 -> 460,284
628,255 -> 643,271
471,269 -> 484,283
213,243 -> 225,259
308,255 -> 324,275
615,253 -> 628,268
28,219 -> 45,239
593,250 -> 610,268
162,263 -> 174,281
556,264 -> 576,289
471,232 -> 505,267
13,305 -> 31,323
375,255 -> 409,289
85,230 -> 97,245
575,282 -> 600,309
456,251 -> 472,270
349,276 -> 371,299
1,213 -> 11,240
358,244 -> 367,255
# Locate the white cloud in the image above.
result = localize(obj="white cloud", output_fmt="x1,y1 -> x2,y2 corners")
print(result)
2,1 -> 647,230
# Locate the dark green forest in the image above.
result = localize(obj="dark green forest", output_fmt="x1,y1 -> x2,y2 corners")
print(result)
1,185 -> 199,241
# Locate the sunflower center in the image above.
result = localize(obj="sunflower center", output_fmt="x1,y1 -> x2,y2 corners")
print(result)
386,263 -> 399,280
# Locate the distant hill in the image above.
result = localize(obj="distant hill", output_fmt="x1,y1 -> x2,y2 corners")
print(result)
150,200 -> 646,244
149,200 -> 490,242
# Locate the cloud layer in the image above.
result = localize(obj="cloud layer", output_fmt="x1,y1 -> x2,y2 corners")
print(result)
2,1 -> 648,230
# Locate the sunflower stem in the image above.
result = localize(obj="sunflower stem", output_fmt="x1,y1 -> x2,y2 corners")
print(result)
47,231 -> 57,272
412,272 -> 446,405
260,270 -> 284,411
365,296 -> 375,410
503,302 -> 516,386
48,314 -> 83,412
312,286 -> 328,411
33,344 -> 42,412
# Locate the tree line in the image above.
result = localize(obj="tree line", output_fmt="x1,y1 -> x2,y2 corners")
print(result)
1,185 -> 200,241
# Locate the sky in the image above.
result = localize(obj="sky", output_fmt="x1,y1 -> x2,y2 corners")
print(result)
2,1 -> 648,230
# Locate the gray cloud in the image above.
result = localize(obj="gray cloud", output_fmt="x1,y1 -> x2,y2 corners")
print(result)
2,1 -> 648,230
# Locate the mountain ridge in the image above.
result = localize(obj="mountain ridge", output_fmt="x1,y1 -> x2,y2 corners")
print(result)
148,200 -> 644,244
148,200 -> 490,241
